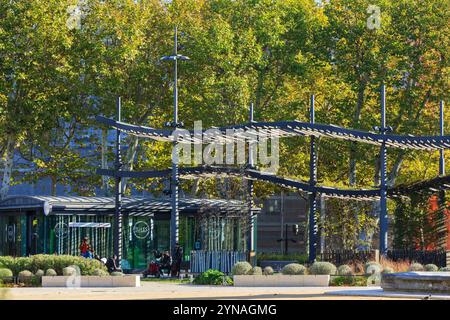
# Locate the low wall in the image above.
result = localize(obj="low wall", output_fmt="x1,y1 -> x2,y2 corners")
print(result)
382,272 -> 450,294
233,274 -> 330,287
42,275 -> 140,288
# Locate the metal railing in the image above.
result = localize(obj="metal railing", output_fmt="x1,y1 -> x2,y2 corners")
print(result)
190,251 -> 247,274
387,249 -> 447,267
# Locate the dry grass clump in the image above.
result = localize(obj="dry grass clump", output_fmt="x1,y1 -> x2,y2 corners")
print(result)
350,261 -> 365,274
379,257 -> 410,272
346,258 -> 410,274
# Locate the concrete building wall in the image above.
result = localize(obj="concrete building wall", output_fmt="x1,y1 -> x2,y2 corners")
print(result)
256,193 -> 308,254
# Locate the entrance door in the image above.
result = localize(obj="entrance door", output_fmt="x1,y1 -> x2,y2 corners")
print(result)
1,214 -> 31,257
5,216 -> 19,256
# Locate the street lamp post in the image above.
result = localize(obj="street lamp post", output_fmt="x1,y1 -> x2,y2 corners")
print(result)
161,26 -> 190,256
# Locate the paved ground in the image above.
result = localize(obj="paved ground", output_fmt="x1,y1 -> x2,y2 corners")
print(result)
1,282 -> 438,300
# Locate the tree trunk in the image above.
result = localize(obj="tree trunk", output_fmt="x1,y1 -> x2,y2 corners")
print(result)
51,176 -> 57,196
0,135 -> 16,200
122,135 -> 139,193
349,80 -> 366,186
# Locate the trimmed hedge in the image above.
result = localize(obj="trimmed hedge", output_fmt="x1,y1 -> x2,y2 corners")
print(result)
93,269 -> 109,277
35,269 -> 45,278
281,263 -> 307,275
18,270 -> 33,282
424,264 -> 438,272
46,269 -> 57,276
231,262 -> 252,275
249,267 -> 263,275
0,255 -> 107,276
309,262 -> 336,275
337,265 -> 353,276
263,266 -> 274,275
0,268 -> 13,278
409,263 -> 424,271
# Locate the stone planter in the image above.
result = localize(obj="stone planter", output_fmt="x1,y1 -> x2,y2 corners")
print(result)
381,272 -> 450,294
42,275 -> 140,288
233,274 -> 330,287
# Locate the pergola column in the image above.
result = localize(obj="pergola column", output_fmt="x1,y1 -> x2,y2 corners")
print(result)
309,95 -> 318,263
114,96 -> 123,265
379,85 -> 389,256
248,103 -> 256,256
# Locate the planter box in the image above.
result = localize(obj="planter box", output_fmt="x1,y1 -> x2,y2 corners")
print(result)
42,275 -> 140,288
233,274 -> 330,287
382,272 -> 450,294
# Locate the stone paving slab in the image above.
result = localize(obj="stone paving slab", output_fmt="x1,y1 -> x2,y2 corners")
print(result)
325,288 -> 450,300
1,283 -> 410,300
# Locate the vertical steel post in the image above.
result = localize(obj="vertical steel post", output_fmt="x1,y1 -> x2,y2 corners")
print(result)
309,95 -> 318,263
440,100 -> 445,176
170,26 -> 179,256
439,100 -> 446,211
248,103 -> 255,259
114,96 -> 123,265
379,85 -> 388,256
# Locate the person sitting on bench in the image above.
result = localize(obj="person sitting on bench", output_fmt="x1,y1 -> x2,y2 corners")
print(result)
105,255 -> 122,273
160,251 -> 171,275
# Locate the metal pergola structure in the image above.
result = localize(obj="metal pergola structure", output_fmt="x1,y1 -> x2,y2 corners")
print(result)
97,28 -> 448,264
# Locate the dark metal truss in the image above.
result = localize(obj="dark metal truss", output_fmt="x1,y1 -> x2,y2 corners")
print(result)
389,175 -> 450,198
97,166 -> 381,201
96,116 -> 450,150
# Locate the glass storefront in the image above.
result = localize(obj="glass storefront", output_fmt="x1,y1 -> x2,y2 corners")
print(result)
0,211 -> 247,270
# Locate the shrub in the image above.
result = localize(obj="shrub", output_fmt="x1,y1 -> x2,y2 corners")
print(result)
0,269 -> 13,278
63,267 -> 77,276
281,263 -> 307,275
249,267 -> 262,275
111,271 -> 125,276
330,276 -> 367,286
366,264 -> 382,274
193,269 -> 232,285
0,257 -> 15,271
309,262 -> 336,275
18,270 -> 33,282
365,262 -> 382,274
439,267 -> 450,272
0,255 -> 107,276
46,269 -> 57,276
93,269 -> 109,277
263,266 -> 274,275
382,267 -> 394,274
337,265 -> 353,276
231,261 -> 252,275
409,263 -> 424,271
35,269 -> 45,278
424,264 -> 438,272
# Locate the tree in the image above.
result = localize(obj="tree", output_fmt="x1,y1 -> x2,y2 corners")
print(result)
0,0 -> 74,198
